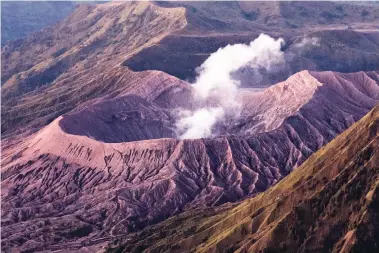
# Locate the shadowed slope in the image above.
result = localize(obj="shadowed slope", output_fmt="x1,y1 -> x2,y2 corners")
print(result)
3,1 -> 379,139
1,70 -> 378,252
56,70 -> 379,143
1,68 -> 189,138
1,1 -> 186,88
106,103 -> 379,253
125,1 -> 379,81
1,1 -> 187,138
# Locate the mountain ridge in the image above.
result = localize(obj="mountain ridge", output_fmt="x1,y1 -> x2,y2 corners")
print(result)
2,1 -> 379,139
105,103 -> 379,253
2,2 -> 379,252
2,70 -> 378,252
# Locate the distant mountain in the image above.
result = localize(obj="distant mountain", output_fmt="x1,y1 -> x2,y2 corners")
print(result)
126,1 -> 379,81
1,1 -> 78,45
106,103 -> 379,253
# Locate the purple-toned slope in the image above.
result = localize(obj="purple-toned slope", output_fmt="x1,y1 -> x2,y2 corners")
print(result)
1,70 -> 378,252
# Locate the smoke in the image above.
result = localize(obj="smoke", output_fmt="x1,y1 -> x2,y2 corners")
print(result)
176,34 -> 286,139
293,37 -> 320,49
176,107 -> 224,139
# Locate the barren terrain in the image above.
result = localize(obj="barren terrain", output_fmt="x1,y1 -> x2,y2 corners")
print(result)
2,2 -> 379,252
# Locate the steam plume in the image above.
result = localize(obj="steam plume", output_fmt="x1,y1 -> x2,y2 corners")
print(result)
176,34 -> 285,139
176,107 -> 224,139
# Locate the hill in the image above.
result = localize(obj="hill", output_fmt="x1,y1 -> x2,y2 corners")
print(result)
106,103 -> 379,253
2,1 -> 379,138
2,2 -> 379,252
1,70 -> 378,252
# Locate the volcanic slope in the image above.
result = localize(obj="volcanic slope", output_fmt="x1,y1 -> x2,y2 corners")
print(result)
3,1 -> 379,138
1,1 -> 187,137
106,101 -> 379,253
125,1 -> 379,81
0,1 -> 178,139
1,70 -> 379,252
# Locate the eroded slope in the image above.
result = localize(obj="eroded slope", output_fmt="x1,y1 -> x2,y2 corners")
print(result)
125,1 -> 379,81
3,1 -> 379,139
1,70 -> 378,252
1,1 -> 187,137
106,100 -> 379,253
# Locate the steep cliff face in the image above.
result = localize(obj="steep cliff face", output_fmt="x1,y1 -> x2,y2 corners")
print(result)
2,70 -> 378,252
106,104 -> 379,253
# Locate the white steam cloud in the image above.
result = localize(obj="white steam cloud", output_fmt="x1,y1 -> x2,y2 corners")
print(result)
176,34 -> 286,139
176,107 -> 224,139
293,37 -> 320,49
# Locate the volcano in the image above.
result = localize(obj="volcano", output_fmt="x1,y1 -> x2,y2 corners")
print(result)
1,1 -> 379,252
107,102 -> 379,253
2,70 -> 379,252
